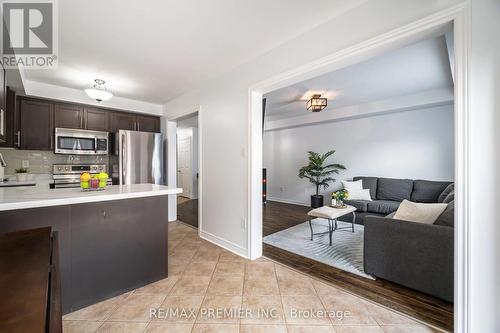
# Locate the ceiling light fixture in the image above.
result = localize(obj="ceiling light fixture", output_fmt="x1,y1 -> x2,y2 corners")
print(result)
85,79 -> 113,102
306,94 -> 327,112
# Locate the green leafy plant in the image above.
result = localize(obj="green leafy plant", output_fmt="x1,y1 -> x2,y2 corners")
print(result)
298,150 -> 346,195
332,189 -> 349,201
15,168 -> 29,173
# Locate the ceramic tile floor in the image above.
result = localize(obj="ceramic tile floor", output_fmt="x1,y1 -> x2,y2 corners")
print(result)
63,221 -> 444,333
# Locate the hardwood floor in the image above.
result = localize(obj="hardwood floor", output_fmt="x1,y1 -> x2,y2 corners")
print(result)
263,200 -> 453,332
177,197 -> 198,228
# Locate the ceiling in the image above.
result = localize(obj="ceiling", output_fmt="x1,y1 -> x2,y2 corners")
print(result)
22,0 -> 367,105
264,35 -> 453,121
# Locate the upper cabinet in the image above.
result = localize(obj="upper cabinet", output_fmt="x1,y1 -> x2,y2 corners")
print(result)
136,115 -> 160,132
54,103 -> 84,129
84,108 -> 109,131
110,112 -> 159,133
12,96 -> 160,150
110,112 -> 136,132
0,88 -> 17,148
19,98 -> 54,150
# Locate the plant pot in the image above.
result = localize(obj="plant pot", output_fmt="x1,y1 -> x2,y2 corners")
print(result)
311,194 -> 324,208
16,173 -> 28,182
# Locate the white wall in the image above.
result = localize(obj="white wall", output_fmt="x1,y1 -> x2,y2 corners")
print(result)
264,105 -> 454,205
469,0 -> 500,331
164,0 -> 464,257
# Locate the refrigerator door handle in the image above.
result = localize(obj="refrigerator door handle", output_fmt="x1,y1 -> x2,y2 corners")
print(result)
119,133 -> 126,185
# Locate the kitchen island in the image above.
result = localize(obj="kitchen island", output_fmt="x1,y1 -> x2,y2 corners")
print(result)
0,184 -> 182,314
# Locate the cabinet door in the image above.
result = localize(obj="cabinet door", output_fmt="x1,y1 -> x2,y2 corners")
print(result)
0,88 -> 17,148
110,112 -> 136,132
84,108 -> 109,131
54,103 -> 84,129
136,115 -> 160,132
19,99 -> 54,150
0,62 -> 5,143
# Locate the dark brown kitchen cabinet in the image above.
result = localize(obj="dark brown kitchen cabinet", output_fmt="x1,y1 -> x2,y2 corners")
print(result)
19,98 -> 54,150
54,103 -> 84,129
136,115 -> 160,132
0,87 -> 17,148
84,107 -> 109,131
110,111 -> 136,132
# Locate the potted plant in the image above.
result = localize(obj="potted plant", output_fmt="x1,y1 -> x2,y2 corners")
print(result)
298,150 -> 346,208
15,168 -> 29,182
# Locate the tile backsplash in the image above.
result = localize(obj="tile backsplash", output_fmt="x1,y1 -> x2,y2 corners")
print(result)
0,149 -> 109,175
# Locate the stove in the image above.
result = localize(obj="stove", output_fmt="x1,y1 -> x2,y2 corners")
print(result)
52,164 -> 112,189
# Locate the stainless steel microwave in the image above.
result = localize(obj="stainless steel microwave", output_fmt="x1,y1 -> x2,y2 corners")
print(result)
54,128 -> 109,155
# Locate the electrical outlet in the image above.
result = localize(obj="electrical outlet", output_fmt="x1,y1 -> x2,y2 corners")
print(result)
22,160 -> 30,168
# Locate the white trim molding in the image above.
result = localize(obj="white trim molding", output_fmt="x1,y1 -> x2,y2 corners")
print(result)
248,3 -> 470,332
200,230 -> 248,258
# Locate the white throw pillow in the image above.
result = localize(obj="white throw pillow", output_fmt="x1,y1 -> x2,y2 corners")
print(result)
393,200 -> 448,224
342,180 -> 363,191
347,189 -> 372,201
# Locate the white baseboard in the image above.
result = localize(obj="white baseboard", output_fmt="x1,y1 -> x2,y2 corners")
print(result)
199,230 -> 249,259
267,196 -> 310,207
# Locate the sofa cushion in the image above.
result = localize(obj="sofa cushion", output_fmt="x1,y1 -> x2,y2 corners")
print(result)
411,180 -> 452,203
344,199 -> 368,212
367,200 -> 401,214
376,178 -> 413,201
353,176 -> 378,199
434,200 -> 454,227
438,183 -> 454,203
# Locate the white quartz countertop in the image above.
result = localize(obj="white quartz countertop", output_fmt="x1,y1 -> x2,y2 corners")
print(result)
0,184 -> 182,211
0,180 -> 37,187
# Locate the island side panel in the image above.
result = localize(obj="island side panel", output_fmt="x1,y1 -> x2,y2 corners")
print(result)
0,194 -> 169,314
69,195 -> 169,312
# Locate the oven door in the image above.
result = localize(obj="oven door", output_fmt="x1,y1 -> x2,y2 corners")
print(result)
54,128 -> 108,155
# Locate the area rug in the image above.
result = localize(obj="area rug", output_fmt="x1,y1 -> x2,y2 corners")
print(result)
263,218 -> 374,279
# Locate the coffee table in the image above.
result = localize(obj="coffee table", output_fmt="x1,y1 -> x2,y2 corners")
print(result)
307,205 -> 357,246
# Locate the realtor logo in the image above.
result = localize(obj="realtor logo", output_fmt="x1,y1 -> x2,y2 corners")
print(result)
1,0 -> 58,68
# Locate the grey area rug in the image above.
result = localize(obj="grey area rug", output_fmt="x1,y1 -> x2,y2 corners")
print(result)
264,219 -> 374,279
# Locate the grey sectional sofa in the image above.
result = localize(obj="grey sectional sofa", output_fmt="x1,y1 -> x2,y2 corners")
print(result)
344,176 -> 452,224
344,176 -> 454,302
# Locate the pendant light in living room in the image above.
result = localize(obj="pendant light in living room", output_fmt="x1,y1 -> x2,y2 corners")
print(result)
85,79 -> 113,102
306,94 -> 327,112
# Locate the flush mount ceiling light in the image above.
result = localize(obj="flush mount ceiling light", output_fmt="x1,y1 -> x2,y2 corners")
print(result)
306,94 -> 327,112
85,79 -> 113,102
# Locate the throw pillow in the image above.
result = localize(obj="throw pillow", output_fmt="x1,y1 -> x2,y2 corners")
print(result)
347,189 -> 372,201
438,183 -> 454,203
342,180 -> 363,191
443,190 -> 454,204
434,200 -> 454,227
393,200 -> 448,224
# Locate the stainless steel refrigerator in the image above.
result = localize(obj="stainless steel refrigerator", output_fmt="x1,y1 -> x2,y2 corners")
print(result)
110,130 -> 165,185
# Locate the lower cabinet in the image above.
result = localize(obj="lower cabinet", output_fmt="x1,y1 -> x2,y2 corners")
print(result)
0,196 -> 168,314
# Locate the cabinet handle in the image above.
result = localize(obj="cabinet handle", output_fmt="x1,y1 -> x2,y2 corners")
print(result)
136,122 -> 140,131
102,210 -> 106,218
16,130 -> 20,148
80,114 -> 83,128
